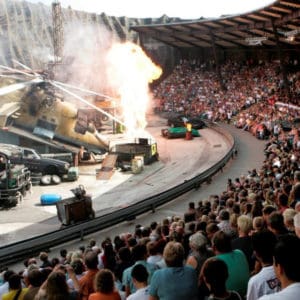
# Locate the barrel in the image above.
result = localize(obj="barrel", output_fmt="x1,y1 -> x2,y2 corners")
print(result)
131,157 -> 144,174
40,194 -> 62,205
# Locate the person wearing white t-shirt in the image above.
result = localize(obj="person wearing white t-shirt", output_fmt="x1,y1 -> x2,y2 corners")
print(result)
258,235 -> 300,300
127,264 -> 149,300
247,230 -> 280,300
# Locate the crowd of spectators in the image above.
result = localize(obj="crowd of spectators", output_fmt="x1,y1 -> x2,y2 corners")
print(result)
1,57 -> 300,300
153,59 -> 300,125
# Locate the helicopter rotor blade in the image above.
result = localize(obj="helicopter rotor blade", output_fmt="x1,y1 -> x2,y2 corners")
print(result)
0,64 -> 37,78
50,81 -> 125,127
51,80 -> 118,101
12,59 -> 40,77
0,78 -> 44,96
0,74 -> 27,81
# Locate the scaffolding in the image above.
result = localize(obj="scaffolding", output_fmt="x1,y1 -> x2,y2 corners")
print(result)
51,1 -> 64,75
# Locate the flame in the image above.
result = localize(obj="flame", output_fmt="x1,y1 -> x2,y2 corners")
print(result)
106,42 -> 162,137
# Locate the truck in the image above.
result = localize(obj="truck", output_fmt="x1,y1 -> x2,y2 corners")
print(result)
110,138 -> 159,171
0,150 -> 31,208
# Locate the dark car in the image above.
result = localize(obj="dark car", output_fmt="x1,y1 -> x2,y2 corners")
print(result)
0,144 -> 70,177
167,114 -> 206,129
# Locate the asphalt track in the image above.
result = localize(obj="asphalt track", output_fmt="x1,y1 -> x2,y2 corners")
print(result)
0,114 -> 231,242
3,117 -> 266,270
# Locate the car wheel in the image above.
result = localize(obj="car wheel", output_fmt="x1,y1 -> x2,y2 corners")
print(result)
51,175 -> 61,185
41,175 -> 52,185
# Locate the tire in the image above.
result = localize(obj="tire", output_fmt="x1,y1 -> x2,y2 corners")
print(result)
41,175 -> 52,185
51,175 -> 61,185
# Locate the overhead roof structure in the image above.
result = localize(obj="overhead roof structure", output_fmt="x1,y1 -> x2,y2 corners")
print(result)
131,0 -> 300,49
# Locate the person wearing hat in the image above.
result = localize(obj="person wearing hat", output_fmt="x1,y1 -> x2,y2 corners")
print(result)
186,232 -> 213,278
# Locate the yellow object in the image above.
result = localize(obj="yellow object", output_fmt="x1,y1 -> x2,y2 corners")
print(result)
151,143 -> 157,156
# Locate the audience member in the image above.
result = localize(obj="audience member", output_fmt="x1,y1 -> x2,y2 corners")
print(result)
247,230 -> 279,300
2,274 -> 28,300
259,235 -> 300,300
149,241 -> 198,300
267,212 -> 289,237
202,258 -> 243,300
212,231 -> 249,297
122,244 -> 157,297
293,212 -> 300,238
127,264 -> 149,300
186,232 -> 213,277
232,215 -> 254,271
23,268 -> 43,300
0,270 -> 15,299
88,269 -> 121,300
39,252 -> 52,269
79,251 -> 99,300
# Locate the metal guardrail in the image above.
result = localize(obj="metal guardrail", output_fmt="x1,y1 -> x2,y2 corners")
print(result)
0,125 -> 235,267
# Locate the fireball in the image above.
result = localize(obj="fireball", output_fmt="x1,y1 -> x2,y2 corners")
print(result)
106,42 -> 162,137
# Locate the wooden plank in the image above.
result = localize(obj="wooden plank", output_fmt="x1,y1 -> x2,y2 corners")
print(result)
96,154 -> 118,180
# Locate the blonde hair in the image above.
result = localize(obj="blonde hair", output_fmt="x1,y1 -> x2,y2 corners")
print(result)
201,215 -> 209,223
253,216 -> 265,231
283,208 -> 296,223
229,213 -> 238,229
71,250 -> 83,262
163,242 -> 184,267
237,215 -> 252,234
293,213 -> 300,228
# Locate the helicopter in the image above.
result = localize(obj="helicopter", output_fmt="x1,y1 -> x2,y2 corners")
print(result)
0,60 -> 125,152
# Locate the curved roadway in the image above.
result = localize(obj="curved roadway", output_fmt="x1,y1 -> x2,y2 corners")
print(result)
6,120 -> 266,270
0,114 -> 231,243
93,124 -> 266,235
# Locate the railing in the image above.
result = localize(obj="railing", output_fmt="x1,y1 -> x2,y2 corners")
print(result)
0,125 -> 235,267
